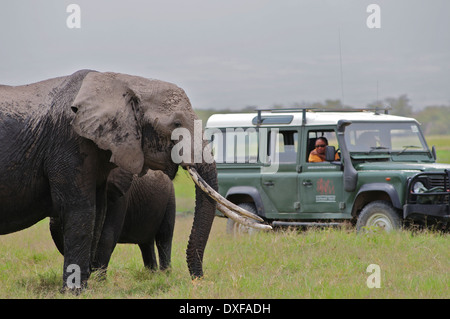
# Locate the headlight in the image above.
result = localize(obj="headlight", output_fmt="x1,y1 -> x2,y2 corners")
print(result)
413,181 -> 426,193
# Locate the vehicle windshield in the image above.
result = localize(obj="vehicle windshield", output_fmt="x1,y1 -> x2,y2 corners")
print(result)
344,122 -> 428,153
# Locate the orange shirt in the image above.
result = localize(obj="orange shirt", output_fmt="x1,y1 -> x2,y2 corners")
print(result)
308,149 -> 339,162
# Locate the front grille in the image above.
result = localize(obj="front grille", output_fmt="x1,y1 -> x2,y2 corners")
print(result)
407,172 -> 450,205
428,175 -> 447,189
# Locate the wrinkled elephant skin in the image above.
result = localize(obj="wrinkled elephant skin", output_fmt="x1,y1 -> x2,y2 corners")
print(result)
0,70 -> 219,290
50,168 -> 176,273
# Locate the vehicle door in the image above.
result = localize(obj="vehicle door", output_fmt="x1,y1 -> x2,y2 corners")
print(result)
299,129 -> 344,215
260,128 -> 300,214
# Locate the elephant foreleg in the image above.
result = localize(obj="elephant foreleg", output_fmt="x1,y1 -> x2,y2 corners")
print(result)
60,207 -> 96,291
51,185 -> 110,275
91,195 -> 128,274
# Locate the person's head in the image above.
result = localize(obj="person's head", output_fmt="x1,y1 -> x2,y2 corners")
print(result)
315,137 -> 328,155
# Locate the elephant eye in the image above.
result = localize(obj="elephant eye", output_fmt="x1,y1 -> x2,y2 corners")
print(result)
174,120 -> 182,128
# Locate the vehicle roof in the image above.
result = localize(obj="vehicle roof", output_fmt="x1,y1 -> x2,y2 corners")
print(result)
205,110 -> 418,128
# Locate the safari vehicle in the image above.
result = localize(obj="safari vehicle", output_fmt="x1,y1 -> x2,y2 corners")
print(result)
205,108 -> 450,233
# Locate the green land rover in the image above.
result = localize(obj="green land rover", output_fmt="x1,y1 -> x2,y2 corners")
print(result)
205,108 -> 450,233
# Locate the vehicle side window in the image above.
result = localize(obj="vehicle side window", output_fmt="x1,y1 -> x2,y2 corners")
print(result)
306,130 -> 339,162
268,130 -> 298,164
209,128 -> 258,164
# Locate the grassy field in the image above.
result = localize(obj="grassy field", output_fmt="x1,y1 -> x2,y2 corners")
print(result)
0,216 -> 448,299
173,168 -> 195,213
426,135 -> 450,163
0,135 -> 449,299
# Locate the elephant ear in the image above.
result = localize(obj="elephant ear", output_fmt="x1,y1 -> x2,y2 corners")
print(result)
71,72 -> 144,175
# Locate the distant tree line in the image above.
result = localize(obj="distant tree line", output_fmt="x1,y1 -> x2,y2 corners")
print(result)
368,94 -> 450,135
195,94 -> 450,135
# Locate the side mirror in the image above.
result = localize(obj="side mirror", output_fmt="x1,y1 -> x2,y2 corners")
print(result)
325,146 -> 336,162
432,145 -> 437,160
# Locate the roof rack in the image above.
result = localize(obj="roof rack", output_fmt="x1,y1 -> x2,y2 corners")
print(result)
255,107 -> 390,126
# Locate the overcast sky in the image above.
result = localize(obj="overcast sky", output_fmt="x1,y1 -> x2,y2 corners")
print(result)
0,0 -> 449,110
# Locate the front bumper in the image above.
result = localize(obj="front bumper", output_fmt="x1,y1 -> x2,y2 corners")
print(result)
403,204 -> 450,221
405,171 -> 450,222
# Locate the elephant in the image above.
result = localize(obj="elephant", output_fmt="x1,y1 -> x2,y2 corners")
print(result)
0,70 -> 263,291
50,168 -> 176,273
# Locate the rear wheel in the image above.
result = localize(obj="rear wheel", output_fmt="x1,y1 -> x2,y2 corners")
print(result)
226,203 -> 260,235
356,200 -> 402,233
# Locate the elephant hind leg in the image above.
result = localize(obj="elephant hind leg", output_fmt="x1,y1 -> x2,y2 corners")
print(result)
139,242 -> 158,271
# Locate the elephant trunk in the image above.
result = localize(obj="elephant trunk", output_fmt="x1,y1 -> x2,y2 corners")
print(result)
185,162 -> 272,278
186,161 -> 217,278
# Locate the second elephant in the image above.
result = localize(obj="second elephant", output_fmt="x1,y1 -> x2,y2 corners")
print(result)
51,168 -> 176,272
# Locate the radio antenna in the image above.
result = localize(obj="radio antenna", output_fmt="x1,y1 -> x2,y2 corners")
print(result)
377,80 -> 379,104
338,27 -> 345,107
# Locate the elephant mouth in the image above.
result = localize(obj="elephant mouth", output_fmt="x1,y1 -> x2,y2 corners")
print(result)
147,162 -> 166,170
187,166 -> 272,230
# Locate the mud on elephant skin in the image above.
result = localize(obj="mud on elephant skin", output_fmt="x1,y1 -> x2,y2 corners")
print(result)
50,168 -> 176,273
0,70 -> 263,291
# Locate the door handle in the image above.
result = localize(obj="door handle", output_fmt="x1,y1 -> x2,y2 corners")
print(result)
302,181 -> 313,186
263,181 -> 274,187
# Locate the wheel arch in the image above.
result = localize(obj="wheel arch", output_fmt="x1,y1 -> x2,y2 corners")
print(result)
351,183 -> 402,218
225,186 -> 265,218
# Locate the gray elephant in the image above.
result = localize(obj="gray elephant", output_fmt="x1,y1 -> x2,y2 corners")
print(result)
0,70 -> 259,291
50,168 -> 175,272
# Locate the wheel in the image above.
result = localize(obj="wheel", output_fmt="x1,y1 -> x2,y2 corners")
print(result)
356,200 -> 402,233
226,203 -> 261,236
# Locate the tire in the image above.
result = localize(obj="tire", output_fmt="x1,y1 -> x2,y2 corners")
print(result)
356,200 -> 402,233
226,202 -> 261,236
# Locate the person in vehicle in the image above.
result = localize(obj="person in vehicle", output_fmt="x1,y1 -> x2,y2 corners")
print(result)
308,137 -> 339,162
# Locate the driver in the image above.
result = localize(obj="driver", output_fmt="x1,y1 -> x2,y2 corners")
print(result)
308,137 -> 339,162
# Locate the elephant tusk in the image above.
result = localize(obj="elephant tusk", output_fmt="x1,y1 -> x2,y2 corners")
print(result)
216,203 -> 272,231
187,166 -> 264,222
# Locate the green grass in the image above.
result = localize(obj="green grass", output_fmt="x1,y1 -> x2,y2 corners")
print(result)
173,168 -> 195,213
426,135 -> 450,163
1,135 -> 449,298
0,217 -> 448,298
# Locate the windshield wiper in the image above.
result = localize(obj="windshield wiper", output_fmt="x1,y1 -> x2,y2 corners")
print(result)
368,146 -> 389,153
397,145 -> 421,155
